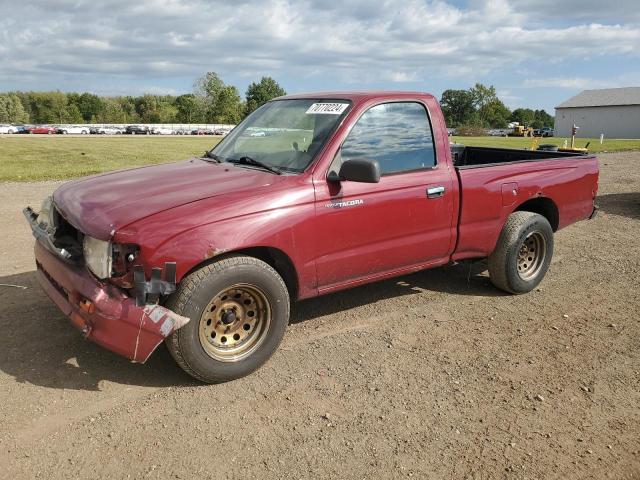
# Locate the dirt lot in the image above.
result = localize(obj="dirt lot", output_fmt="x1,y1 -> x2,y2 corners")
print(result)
1,153 -> 638,479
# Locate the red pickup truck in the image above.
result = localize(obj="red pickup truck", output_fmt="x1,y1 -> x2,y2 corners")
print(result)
25,91 -> 599,383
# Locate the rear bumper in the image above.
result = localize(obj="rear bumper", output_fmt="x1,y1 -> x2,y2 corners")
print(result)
34,240 -> 189,363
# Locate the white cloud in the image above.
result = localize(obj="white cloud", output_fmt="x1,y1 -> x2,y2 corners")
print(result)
0,0 -> 638,97
387,71 -> 420,83
523,73 -> 640,90
508,0 -> 640,23
523,77 -> 609,89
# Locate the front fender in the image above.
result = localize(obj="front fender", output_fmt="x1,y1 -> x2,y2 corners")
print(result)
115,199 -> 318,299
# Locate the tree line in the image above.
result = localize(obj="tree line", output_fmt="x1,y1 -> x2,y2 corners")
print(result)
1,75 -> 553,129
0,73 -> 286,125
440,83 -> 554,129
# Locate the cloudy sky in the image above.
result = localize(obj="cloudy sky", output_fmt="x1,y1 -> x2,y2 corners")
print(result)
1,0 -> 639,112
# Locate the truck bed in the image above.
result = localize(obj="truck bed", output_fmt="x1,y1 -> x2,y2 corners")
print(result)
451,145 -> 585,168
451,148 -> 599,262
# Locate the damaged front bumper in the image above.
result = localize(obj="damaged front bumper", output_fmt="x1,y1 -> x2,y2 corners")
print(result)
33,239 -> 189,363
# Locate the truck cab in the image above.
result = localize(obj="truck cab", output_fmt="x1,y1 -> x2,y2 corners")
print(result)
25,91 -> 599,383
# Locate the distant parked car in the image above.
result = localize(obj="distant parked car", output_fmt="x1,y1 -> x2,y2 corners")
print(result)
174,128 -> 190,135
15,125 -> 31,134
151,127 -> 174,135
125,125 -> 151,135
57,125 -> 90,135
97,126 -> 123,135
533,127 -> 554,137
191,129 -> 211,135
0,124 -> 17,134
29,126 -> 58,134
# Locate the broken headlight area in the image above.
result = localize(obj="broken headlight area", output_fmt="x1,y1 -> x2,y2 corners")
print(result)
84,240 -> 141,282
25,198 -> 84,262
108,246 -> 177,306
76,234 -> 176,307
111,243 -> 140,278
36,196 -> 57,233
83,236 -> 113,279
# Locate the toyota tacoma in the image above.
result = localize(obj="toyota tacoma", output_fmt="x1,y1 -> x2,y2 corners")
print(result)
25,91 -> 599,383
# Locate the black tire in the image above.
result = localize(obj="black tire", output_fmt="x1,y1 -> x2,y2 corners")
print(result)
165,255 -> 290,383
488,211 -> 554,294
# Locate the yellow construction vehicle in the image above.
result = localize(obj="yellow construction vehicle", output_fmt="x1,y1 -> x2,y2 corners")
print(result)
508,124 -> 534,137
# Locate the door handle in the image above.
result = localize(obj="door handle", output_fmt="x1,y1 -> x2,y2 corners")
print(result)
426,186 -> 445,198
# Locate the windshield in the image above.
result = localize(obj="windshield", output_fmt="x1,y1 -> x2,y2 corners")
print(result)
210,99 -> 351,173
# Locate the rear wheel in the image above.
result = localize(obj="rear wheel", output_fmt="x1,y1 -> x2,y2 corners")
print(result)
165,255 -> 290,383
488,211 -> 554,294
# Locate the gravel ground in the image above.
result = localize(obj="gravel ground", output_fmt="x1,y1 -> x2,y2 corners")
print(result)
0,152 -> 638,479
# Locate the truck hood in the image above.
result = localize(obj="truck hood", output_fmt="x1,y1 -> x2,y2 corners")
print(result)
53,159 -> 279,240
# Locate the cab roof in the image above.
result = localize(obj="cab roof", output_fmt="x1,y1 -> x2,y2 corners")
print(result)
274,91 -> 436,103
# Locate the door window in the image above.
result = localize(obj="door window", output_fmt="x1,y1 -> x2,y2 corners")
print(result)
340,102 -> 436,175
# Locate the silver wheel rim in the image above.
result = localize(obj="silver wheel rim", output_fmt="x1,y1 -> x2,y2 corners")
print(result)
517,231 -> 547,280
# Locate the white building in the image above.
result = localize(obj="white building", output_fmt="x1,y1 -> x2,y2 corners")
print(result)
554,87 -> 640,139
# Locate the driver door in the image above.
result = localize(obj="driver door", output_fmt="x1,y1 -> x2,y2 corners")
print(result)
313,101 -> 455,291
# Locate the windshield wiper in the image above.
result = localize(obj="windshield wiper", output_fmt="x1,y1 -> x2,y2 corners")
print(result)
201,151 -> 222,162
228,156 -> 282,175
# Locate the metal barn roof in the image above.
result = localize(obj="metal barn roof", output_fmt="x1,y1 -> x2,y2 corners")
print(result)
556,87 -> 640,109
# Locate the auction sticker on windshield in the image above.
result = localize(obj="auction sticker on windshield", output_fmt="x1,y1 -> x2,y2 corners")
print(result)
306,103 -> 349,114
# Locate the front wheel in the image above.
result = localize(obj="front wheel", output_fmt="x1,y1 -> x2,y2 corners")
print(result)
488,211 -> 554,294
165,255 -> 290,383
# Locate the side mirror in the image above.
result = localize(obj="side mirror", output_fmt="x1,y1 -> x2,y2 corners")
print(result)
333,159 -> 381,183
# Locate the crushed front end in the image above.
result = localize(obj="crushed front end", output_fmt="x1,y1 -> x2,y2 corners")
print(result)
23,198 -> 189,363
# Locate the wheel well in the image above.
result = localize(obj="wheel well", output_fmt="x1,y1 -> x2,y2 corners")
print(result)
183,247 -> 299,300
514,197 -> 559,231
233,247 -> 298,298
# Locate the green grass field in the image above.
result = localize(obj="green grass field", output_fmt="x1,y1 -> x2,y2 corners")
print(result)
1,134 -> 638,182
0,136 -> 221,182
450,136 -> 640,153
